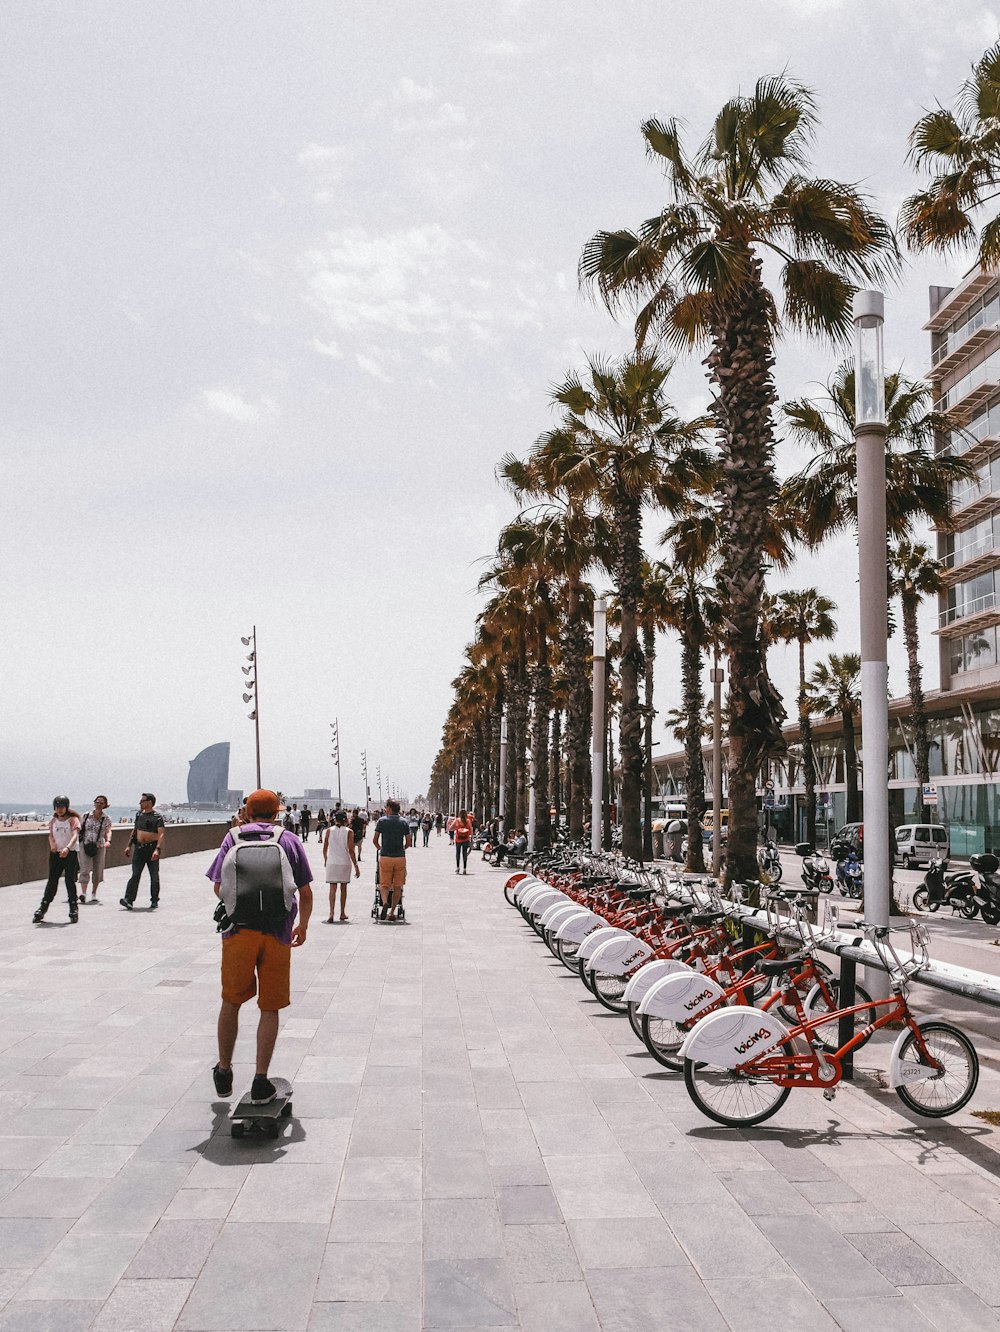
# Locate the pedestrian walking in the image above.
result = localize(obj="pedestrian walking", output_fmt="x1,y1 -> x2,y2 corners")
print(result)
120,793 -> 165,910
300,805 -> 311,840
421,811 -> 432,847
315,808 -> 328,843
372,798 -> 411,922
453,808 -> 474,875
323,809 -> 359,922
33,797 -> 82,923
78,795 -> 112,904
435,812 -> 443,838
350,808 -> 366,862
291,804 -> 301,835
207,789 -> 313,1104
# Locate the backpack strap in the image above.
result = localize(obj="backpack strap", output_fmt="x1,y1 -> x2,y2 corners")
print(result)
235,823 -> 283,845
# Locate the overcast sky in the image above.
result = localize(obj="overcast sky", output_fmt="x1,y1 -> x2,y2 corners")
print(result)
1,0 -> 996,806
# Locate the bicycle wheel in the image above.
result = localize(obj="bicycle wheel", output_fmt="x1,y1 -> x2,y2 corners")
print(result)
592,970 -> 629,1013
895,1021 -> 979,1118
627,1000 -> 644,1041
641,1011 -> 685,1071
557,937 -> 580,970
684,1041 -> 793,1127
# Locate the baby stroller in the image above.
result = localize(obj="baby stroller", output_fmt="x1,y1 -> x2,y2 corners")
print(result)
370,851 -> 406,923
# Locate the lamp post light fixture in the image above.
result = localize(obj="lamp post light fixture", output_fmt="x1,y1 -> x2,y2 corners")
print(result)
330,721 -> 342,807
854,289 -> 891,977
591,597 -> 607,855
361,750 -> 370,813
240,627 -> 261,788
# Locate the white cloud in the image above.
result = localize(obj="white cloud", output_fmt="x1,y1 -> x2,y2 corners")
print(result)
312,338 -> 344,358
201,388 -> 273,423
423,344 -> 453,366
297,142 -> 349,168
480,39 -> 522,57
356,352 -> 391,381
387,78 -> 467,134
393,77 -> 437,103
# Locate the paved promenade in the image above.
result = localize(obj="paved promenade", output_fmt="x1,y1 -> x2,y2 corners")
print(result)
3,838 -> 1000,1330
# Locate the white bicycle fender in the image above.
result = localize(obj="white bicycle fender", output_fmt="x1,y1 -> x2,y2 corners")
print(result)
540,901 -> 580,931
623,957 -> 692,1005
638,970 -> 725,1022
577,927 -> 632,965
586,935 -> 654,978
678,1007 -> 790,1068
523,889 -> 566,918
512,877 -> 542,902
888,1017 -> 946,1088
556,911 -> 604,944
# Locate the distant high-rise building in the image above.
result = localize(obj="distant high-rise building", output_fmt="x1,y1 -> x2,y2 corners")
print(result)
303,788 -> 332,800
187,742 -> 232,805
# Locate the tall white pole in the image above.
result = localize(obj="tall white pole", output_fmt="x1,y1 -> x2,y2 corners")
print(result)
711,657 -> 725,877
498,708 -> 508,825
591,598 -> 607,854
854,290 -> 890,989
527,750 -> 537,851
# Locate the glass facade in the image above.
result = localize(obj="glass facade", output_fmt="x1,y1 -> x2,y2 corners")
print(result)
937,344 -> 1000,412
931,285 -> 1000,367
943,391 -> 1000,456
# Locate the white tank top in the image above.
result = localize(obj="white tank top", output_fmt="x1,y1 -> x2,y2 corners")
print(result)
51,816 -> 77,852
327,825 -> 351,862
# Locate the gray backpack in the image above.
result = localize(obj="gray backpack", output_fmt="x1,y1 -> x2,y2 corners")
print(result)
218,825 -> 297,931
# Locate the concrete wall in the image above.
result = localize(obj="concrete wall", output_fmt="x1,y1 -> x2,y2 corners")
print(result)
0,822 -> 231,888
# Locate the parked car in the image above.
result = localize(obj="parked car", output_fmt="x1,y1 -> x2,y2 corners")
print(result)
894,823 -> 950,870
833,823 -> 864,858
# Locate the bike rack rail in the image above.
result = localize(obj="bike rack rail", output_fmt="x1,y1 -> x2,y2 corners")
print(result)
555,850 -> 1000,1081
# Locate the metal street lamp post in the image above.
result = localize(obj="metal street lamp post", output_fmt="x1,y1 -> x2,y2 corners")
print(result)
498,708 -> 508,826
854,289 -> 890,988
710,655 -> 725,877
240,628 -> 261,788
330,721 -> 342,807
591,598 -> 607,855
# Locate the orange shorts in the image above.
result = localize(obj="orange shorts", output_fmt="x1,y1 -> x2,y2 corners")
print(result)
221,929 -> 291,1010
379,856 -> 406,889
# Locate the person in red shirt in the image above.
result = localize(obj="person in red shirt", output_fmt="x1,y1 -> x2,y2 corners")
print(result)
453,808 -> 474,875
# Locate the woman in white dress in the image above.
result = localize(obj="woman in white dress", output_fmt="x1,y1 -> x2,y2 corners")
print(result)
323,809 -> 359,922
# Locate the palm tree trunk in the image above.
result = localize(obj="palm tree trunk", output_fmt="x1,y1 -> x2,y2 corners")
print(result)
682,621 -> 707,874
799,638 -> 817,847
902,589 -> 930,820
843,709 -> 860,823
513,633 -> 529,827
564,581 -> 591,838
642,619 -> 655,861
707,260 -> 787,885
503,672 -> 518,827
616,484 -> 646,862
550,706 -> 562,836
531,598 -> 552,851
604,682 -> 614,852
474,721 -> 486,824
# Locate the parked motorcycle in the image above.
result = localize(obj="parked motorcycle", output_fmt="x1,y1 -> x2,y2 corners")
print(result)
971,853 -> 1000,926
794,842 -> 834,893
831,840 -> 864,899
913,856 -> 980,918
757,837 -> 782,885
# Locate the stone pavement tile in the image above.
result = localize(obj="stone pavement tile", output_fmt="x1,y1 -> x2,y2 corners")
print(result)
709,1274 -> 843,1331
0,1174 -> 27,1205
471,1068 -> 522,1110
529,1113 -> 620,1158
0,1218 -> 73,1268
934,1169 -> 1000,1221
0,1111 -> 91,1139
841,1165 -> 982,1226
423,1152 -> 493,1199
0,1176 -> 106,1219
421,1071 -> 477,1105
754,1215 -> 896,1300
356,1088 -> 421,1132
367,1066 -> 422,1091
747,1136 -> 837,1182
814,1202 -> 899,1233
586,1265 -> 729,1332
34,1145 -> 135,1180
502,1223 -> 582,1284
275,1116 -> 352,1166
582,1075 -> 652,1108
131,1129 -> 211,1164
124,1219 -> 221,1278
349,1127 -> 421,1160
423,1258 -> 516,1329
73,1162 -> 192,1236
182,1157 -> 251,1191
424,1199 -> 504,1261
686,1131 -> 773,1173
0,1141 -> 63,1172
90,1277 -> 193,1332
229,1162 -> 342,1224
904,1221 -> 1000,1305
665,1203 -> 787,1280
0,1300 -> 102,1331
846,1229 -> 956,1285
297,1056 -> 368,1084
423,1106 -> 485,1157
163,1187 -> 240,1221
793,1177 -> 865,1205
16,1231 -> 143,1301
178,1221 -> 326,1330
544,1154 -> 659,1220
29,1080 -> 128,1111
307,1303 -> 419,1331
717,1168 -> 815,1216
72,1104 -> 168,1144
329,1201 -> 422,1247
496,1186 -> 561,1225
822,1296 -> 939,1331
0,1273 -> 28,1313
338,1159 -> 421,1202
314,1241 -> 420,1303
284,1082 -> 360,1121
567,1216 -> 688,1270
905,1282 -> 1000,1329
627,1148 -> 731,1210
517,1082 -> 595,1117
514,1280 -> 599,1331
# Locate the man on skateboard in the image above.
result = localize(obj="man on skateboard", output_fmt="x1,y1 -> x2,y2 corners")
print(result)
206,789 -> 313,1104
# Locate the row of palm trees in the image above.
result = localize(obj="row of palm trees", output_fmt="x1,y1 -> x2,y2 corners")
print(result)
430,46 -> 1000,882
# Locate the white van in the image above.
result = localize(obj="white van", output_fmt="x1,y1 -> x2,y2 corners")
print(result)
894,823 -> 950,869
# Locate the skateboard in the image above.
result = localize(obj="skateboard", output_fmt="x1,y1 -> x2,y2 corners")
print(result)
229,1077 -> 293,1139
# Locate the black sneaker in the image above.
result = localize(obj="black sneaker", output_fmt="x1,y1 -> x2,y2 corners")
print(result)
149,902 -> 158,910
69,908 -> 79,923
32,907 -> 45,923
250,1075 -> 276,1104
119,898 -> 133,911
212,1064 -> 233,1096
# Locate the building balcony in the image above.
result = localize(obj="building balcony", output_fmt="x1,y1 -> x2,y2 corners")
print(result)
951,475 -> 1000,525
929,320 -> 1000,382
937,592 -> 1000,634
941,537 -> 1000,585
940,430 -> 1000,469
949,374 -> 1000,422
925,268 -> 999,333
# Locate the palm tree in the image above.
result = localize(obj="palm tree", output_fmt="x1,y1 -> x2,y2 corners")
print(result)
889,540 -> 945,821
580,75 -> 898,882
780,363 -> 973,545
901,41 -> 1000,265
639,561 -> 676,860
809,653 -> 862,824
523,351 -> 713,860
771,589 -> 837,847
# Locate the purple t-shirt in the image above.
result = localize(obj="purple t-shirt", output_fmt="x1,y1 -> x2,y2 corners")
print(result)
207,822 -> 314,944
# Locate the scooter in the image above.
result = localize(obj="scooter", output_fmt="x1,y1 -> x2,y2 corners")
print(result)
795,842 -> 834,893
970,853 -> 1000,926
757,838 -> 782,885
912,856 -> 980,918
833,845 -> 864,900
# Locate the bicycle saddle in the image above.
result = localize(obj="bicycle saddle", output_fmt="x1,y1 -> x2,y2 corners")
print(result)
660,903 -> 689,919
758,954 -> 806,977
626,887 -> 655,900
691,910 -> 726,926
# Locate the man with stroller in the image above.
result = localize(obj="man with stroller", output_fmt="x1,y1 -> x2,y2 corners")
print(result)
372,799 -> 411,922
